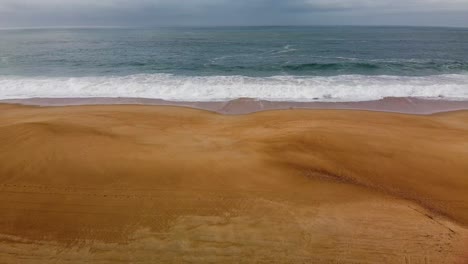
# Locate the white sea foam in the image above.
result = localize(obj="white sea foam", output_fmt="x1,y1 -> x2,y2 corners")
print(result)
0,73 -> 467,102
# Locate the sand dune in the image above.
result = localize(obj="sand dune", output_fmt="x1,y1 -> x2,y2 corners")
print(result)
0,104 -> 467,263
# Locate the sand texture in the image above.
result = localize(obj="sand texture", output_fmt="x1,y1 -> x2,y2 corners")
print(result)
4,97 -> 468,115
0,104 -> 467,263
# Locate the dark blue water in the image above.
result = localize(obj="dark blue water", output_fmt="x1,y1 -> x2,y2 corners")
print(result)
0,26 -> 467,101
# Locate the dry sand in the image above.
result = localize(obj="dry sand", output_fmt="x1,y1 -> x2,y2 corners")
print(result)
0,103 -> 468,263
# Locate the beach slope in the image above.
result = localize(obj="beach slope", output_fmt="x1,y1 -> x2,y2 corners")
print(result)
0,104 -> 467,263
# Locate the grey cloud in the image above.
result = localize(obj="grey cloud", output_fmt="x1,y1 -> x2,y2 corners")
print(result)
0,0 -> 467,27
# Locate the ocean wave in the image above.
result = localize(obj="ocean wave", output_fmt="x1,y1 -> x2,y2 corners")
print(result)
281,62 -> 380,71
202,60 -> 468,76
0,73 -> 467,102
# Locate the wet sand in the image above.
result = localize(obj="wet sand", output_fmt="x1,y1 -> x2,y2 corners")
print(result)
1,103 -> 468,263
4,96 -> 468,114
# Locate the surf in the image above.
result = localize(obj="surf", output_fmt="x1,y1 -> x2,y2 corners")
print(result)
1,73 -> 467,102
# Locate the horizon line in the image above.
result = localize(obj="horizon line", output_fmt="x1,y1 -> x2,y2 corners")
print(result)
0,24 -> 467,30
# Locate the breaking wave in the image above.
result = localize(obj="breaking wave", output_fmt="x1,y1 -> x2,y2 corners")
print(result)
1,73 -> 467,102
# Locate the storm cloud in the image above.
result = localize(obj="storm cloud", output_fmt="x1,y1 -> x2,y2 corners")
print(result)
0,0 -> 467,28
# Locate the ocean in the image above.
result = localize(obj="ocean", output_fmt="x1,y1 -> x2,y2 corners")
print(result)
1,26 -> 468,102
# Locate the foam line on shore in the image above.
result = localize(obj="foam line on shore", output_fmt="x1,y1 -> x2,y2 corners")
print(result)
1,74 -> 468,102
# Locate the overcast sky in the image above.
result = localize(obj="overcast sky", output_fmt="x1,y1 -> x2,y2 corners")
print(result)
0,0 -> 467,28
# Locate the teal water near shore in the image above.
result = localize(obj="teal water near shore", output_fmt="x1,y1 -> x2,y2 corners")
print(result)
0,26 -> 467,101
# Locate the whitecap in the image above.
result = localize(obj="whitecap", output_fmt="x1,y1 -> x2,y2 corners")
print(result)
0,73 -> 467,102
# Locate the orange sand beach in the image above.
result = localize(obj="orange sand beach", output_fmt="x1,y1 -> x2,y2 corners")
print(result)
1,102 -> 468,263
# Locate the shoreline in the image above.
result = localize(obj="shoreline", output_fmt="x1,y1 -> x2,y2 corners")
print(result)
3,96 -> 468,115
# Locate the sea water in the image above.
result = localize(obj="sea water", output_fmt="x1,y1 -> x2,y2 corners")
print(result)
0,26 -> 467,101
